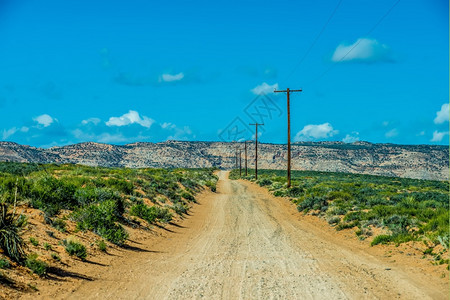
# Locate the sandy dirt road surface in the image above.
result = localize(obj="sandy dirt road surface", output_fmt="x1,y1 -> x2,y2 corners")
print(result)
51,171 -> 447,299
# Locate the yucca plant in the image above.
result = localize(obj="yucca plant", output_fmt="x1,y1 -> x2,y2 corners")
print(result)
0,204 -> 26,262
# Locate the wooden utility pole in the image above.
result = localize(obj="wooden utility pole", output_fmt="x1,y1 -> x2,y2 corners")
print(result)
244,141 -> 248,176
239,150 -> 242,177
235,143 -> 238,169
249,123 -> 264,180
274,88 -> 302,188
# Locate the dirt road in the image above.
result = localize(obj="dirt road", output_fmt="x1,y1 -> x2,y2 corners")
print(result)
61,171 -> 447,299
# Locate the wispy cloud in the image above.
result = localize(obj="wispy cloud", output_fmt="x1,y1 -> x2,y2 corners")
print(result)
81,118 -> 101,125
331,38 -> 392,63
161,122 -> 176,129
342,132 -> 360,143
159,72 -> 184,82
294,123 -> 338,141
251,82 -> 279,95
165,125 -> 194,141
431,130 -> 449,142
434,103 -> 449,124
2,127 -> 17,140
72,129 -> 135,144
106,110 -> 154,128
385,128 -> 399,138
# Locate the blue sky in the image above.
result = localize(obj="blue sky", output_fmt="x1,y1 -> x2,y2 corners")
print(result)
0,0 -> 448,147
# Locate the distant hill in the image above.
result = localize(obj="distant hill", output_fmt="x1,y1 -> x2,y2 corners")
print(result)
0,140 -> 448,180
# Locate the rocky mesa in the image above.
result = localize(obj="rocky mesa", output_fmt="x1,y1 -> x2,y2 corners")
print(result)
0,140 -> 448,180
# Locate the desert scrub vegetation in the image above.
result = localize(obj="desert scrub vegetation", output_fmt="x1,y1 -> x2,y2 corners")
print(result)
129,202 -> 173,224
0,203 -> 26,262
63,237 -> 87,260
25,253 -> 48,276
0,162 -> 218,258
230,169 -> 449,260
0,163 -> 218,298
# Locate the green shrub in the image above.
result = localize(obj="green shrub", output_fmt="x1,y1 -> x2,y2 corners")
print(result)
51,253 -> 60,261
172,203 -> 188,215
297,195 -> 327,212
371,234 -> 391,246
205,180 -> 216,192
25,253 -> 47,276
179,177 -> 200,191
154,207 -> 173,223
97,240 -> 107,252
96,225 -> 128,245
0,204 -> 26,262
327,190 -> 352,201
273,189 -> 288,197
0,258 -> 10,269
336,221 -> 360,231
288,186 -> 303,197
43,242 -> 52,251
105,178 -> 134,194
327,206 -> 346,216
181,191 -> 196,203
258,178 -> 272,187
437,235 -> 449,249
327,216 -> 340,225
29,175 -> 78,216
29,237 -> 39,247
0,162 -> 41,175
72,199 -> 128,245
52,218 -> 67,232
129,203 -> 173,224
64,238 -> 87,260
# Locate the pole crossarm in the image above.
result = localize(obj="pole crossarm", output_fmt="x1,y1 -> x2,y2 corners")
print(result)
274,89 -> 302,93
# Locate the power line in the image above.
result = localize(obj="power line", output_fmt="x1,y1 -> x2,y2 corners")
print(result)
283,0 -> 344,82
309,0 -> 401,85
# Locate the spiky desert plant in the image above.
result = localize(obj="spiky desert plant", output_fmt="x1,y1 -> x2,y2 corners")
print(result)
0,204 -> 26,262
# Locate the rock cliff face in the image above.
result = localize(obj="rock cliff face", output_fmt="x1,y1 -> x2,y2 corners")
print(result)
0,141 -> 448,180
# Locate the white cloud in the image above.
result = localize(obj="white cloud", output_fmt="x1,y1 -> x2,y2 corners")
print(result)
33,114 -> 54,127
82,118 -> 101,125
2,127 -> 17,140
294,123 -> 338,141
2,126 -> 29,140
431,130 -> 449,142
160,72 -> 184,82
251,131 -> 263,141
106,110 -> 154,128
251,82 -> 279,95
342,132 -> 360,143
72,129 -> 148,144
166,125 -> 194,141
385,128 -> 398,138
434,103 -> 449,124
331,38 -> 391,63
161,122 -> 176,129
